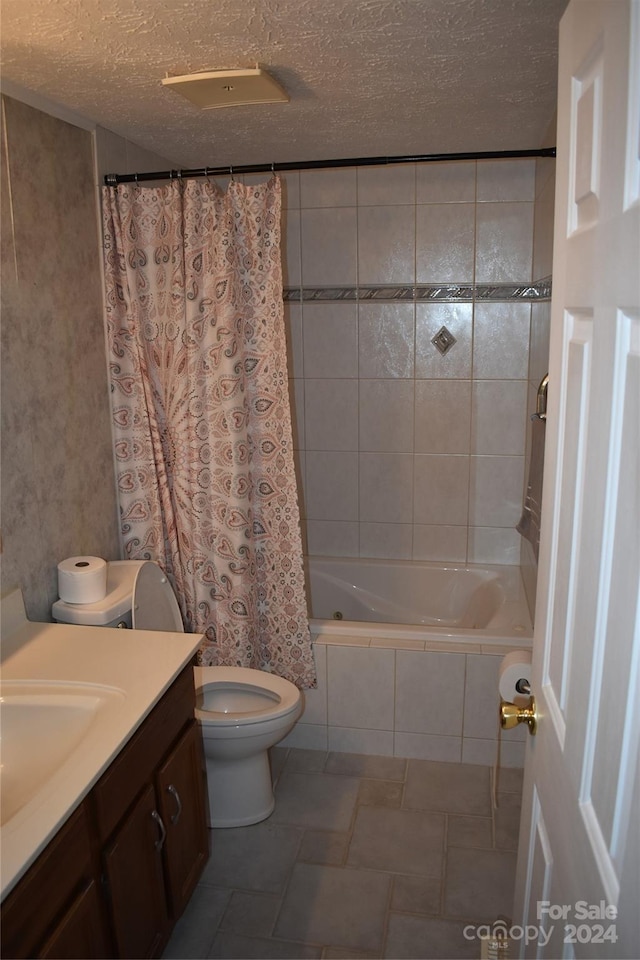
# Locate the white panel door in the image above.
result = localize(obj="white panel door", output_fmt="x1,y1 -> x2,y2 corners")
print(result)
513,1 -> 640,958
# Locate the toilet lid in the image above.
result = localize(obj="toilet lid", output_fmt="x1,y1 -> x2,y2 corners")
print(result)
194,666 -> 301,726
132,562 -> 184,632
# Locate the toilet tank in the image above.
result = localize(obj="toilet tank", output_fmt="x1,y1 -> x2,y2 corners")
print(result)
52,560 -> 184,632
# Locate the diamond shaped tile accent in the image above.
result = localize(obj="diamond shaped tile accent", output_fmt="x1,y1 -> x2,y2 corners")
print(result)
431,325 -> 457,355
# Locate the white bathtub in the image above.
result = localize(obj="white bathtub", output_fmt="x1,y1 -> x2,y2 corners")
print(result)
280,557 -> 533,765
307,557 -> 532,645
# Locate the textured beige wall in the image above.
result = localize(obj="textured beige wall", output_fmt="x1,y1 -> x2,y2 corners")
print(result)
0,95 -> 120,621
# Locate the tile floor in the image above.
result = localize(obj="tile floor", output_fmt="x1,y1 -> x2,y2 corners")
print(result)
162,749 -> 523,960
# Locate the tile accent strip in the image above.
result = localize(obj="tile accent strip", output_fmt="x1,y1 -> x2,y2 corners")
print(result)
284,277 -> 552,303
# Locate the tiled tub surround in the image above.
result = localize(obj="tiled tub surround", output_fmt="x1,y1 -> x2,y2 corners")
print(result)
162,748 -> 523,960
281,157 -> 555,568
280,636 -> 531,768
280,557 -> 531,767
279,558 -> 531,765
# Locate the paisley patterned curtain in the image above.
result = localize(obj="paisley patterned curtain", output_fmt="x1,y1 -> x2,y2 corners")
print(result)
102,177 -> 315,688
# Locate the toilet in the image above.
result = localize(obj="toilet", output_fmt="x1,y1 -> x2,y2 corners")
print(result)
52,559 -> 302,828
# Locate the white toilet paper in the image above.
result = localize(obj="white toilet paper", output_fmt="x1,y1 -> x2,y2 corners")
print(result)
498,650 -> 532,704
57,556 -> 108,604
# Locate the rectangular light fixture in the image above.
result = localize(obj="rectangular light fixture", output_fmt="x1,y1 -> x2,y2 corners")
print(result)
161,67 -> 289,109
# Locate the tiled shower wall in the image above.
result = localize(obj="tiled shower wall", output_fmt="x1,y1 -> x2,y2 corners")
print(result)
281,159 -> 548,567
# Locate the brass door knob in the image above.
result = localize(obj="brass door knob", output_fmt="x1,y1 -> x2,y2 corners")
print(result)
500,696 -> 538,735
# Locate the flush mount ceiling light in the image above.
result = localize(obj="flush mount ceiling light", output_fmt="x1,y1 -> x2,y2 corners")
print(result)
161,66 -> 289,109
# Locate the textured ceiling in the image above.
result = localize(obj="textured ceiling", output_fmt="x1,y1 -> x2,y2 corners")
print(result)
1,0 -> 568,170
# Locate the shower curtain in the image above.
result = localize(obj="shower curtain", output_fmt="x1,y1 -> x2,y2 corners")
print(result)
102,176 -> 316,688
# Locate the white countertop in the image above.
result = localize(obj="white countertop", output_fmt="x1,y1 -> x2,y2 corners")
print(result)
0,592 -> 202,901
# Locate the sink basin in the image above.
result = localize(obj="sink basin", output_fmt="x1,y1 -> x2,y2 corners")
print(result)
0,682 -> 124,825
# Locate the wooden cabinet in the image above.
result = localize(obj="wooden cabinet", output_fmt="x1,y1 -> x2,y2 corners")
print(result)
1,664 -> 209,959
103,722 -> 208,958
157,722 -> 209,919
104,784 -> 169,959
39,881 -> 108,960
0,805 -> 110,960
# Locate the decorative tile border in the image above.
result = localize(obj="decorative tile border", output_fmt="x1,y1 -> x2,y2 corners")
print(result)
283,277 -> 552,303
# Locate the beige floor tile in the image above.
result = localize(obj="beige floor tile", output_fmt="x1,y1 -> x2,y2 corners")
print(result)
494,800 -> 522,851
161,884 -> 229,959
357,778 -> 404,808
347,806 -> 445,877
163,750 -> 524,960
285,747 -> 329,773
323,948 -> 380,959
218,891 -> 281,937
494,790 -> 523,812
494,765 -> 524,794
199,822 -> 303,893
404,760 -> 492,816
325,751 -> 407,780
274,863 -> 391,952
208,932 -> 322,958
444,847 -> 517,922
447,815 -> 493,849
272,771 -> 360,831
299,830 -> 350,865
391,875 -> 442,915
384,914 -> 478,959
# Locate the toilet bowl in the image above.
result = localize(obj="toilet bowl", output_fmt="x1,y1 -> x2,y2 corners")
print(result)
53,559 -> 302,828
195,666 -> 302,827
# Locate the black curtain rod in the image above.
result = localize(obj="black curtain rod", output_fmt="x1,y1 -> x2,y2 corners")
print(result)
104,147 -> 556,186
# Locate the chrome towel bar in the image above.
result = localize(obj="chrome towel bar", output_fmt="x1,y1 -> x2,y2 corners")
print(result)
531,373 -> 549,421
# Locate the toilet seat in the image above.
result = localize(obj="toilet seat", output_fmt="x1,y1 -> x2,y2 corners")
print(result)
194,666 -> 300,727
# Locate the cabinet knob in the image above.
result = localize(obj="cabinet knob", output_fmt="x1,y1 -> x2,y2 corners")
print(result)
151,809 -> 166,851
167,784 -> 183,825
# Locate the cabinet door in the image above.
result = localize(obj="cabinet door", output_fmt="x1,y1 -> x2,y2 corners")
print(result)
103,783 -> 169,959
156,720 -> 209,919
0,804 -> 106,960
38,881 -> 109,959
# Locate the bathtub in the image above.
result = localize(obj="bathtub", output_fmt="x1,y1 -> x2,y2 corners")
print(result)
280,557 -> 533,766
307,557 -> 532,645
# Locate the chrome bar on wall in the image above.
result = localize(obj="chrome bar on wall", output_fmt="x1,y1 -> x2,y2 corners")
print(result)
531,374 -> 550,421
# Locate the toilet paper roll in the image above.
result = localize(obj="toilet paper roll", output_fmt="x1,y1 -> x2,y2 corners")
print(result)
498,650 -> 532,703
57,556 -> 108,604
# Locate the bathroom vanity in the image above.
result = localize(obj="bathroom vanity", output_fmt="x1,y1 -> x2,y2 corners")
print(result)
0,594 -> 209,958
